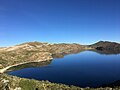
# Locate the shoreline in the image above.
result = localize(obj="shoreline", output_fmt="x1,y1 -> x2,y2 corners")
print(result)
0,59 -> 52,74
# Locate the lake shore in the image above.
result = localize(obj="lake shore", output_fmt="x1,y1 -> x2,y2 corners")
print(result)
1,74 -> 120,90
0,60 -> 51,73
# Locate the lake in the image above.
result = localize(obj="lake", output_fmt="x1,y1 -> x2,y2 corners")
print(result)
7,51 -> 120,87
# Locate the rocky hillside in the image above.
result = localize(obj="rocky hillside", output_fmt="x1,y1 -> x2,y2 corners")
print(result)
89,41 -> 120,54
0,74 -> 119,90
0,42 -> 85,69
0,41 -> 120,69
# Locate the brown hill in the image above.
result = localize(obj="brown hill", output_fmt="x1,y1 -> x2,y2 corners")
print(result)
0,42 -> 84,69
89,41 -> 120,52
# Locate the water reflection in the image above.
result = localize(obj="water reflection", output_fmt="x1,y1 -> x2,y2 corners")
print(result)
6,61 -> 52,72
7,49 -> 120,72
7,50 -> 120,87
93,50 -> 120,55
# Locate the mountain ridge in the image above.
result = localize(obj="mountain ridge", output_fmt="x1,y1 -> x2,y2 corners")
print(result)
0,41 -> 120,70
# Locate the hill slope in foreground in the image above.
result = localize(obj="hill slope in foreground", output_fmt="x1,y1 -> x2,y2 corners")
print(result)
0,41 -> 120,90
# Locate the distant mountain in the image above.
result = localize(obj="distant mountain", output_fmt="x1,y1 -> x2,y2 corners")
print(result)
89,41 -> 120,52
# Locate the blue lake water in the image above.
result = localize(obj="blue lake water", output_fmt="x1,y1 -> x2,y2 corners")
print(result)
7,51 -> 120,87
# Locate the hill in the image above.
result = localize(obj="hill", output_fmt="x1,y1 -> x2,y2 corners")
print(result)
0,42 -> 85,69
89,41 -> 120,54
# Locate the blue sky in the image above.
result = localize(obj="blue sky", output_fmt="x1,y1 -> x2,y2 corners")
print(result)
0,0 -> 120,46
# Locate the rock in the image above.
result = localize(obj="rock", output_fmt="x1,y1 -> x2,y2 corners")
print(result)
2,79 -> 9,83
14,87 -> 21,90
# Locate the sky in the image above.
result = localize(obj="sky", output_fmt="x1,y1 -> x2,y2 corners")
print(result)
0,0 -> 120,46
